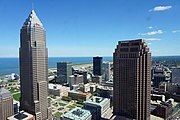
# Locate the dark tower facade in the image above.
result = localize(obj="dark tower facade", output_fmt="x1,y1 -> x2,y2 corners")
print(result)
57,62 -> 72,84
93,56 -> 103,76
113,39 -> 151,120
19,10 -> 51,120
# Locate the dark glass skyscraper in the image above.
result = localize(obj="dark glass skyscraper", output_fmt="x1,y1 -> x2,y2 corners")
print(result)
19,10 -> 51,120
57,62 -> 72,84
113,39 -> 151,120
93,56 -> 103,76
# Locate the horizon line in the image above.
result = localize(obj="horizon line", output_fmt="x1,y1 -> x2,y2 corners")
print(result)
0,55 -> 180,58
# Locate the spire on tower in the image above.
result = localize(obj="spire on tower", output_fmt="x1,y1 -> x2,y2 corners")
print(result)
23,9 -> 43,27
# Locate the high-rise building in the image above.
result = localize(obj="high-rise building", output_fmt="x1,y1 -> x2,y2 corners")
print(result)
0,88 -> 13,120
69,74 -> 83,90
93,56 -> 103,76
172,68 -> 180,83
19,10 -> 51,120
113,39 -> 151,120
57,62 -> 72,84
74,70 -> 88,84
102,61 -> 111,81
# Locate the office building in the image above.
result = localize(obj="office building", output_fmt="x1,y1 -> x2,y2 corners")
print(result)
68,90 -> 91,101
0,88 -> 13,120
151,99 -> 173,119
102,61 -> 111,81
152,66 -> 171,88
57,62 -> 72,84
80,84 -> 91,92
74,71 -> 88,84
69,74 -> 83,89
96,85 -> 113,99
113,39 -> 151,120
92,75 -> 102,84
84,96 -> 110,120
159,82 -> 167,93
153,74 -> 166,88
19,10 -> 51,120
49,83 -> 70,96
172,68 -> 180,83
62,107 -> 92,120
93,56 -> 102,76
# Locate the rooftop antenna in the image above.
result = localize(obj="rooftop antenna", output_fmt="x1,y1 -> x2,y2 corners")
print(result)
32,1 -> 34,10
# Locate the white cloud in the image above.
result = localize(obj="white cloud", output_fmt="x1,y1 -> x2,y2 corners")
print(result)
145,38 -> 161,41
147,26 -> 153,29
139,30 -> 163,36
147,30 -> 163,35
149,6 -> 172,12
172,30 -> 180,33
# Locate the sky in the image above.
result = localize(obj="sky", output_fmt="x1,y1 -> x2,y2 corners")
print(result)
0,0 -> 180,57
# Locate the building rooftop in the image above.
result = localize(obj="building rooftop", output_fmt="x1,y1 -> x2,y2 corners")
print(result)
7,111 -> 34,120
0,88 -> 12,99
69,90 -> 88,96
62,107 -> 91,120
48,83 -> 69,90
69,74 -> 83,78
57,61 -> 72,64
84,96 -> 109,106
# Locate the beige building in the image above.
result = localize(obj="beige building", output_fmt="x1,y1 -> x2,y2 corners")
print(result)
68,90 -> 91,101
19,10 -> 51,120
69,74 -> 83,89
49,83 -> 70,96
0,88 -> 13,120
113,39 -> 151,120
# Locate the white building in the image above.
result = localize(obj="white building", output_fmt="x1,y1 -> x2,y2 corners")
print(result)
49,84 -> 70,96
69,74 -> 83,89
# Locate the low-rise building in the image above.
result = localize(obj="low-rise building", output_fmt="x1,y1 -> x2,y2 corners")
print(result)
92,75 -> 102,84
159,82 -> 180,95
84,96 -> 110,119
96,85 -> 113,99
151,99 -> 173,119
49,84 -> 70,96
151,94 -> 165,102
62,107 -> 92,120
90,84 -> 96,93
79,84 -> 90,92
68,90 -> 91,101
7,111 -> 35,120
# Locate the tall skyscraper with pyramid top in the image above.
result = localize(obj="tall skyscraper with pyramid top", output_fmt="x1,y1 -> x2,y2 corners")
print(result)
19,10 -> 52,120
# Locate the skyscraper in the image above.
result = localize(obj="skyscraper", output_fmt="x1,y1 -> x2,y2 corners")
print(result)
102,61 -> 111,81
0,88 -> 13,120
113,39 -> 151,120
93,56 -> 103,76
19,10 -> 51,120
57,62 -> 72,84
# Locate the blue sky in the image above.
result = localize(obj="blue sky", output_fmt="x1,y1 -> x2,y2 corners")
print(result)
0,0 -> 180,57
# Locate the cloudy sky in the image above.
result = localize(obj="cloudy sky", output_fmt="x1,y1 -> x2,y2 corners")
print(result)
0,0 -> 180,57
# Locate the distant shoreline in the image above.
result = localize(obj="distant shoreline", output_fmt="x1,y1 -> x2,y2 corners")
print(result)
0,56 -> 180,58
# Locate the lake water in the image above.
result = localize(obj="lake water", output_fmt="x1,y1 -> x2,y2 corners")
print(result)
0,57 -> 112,75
